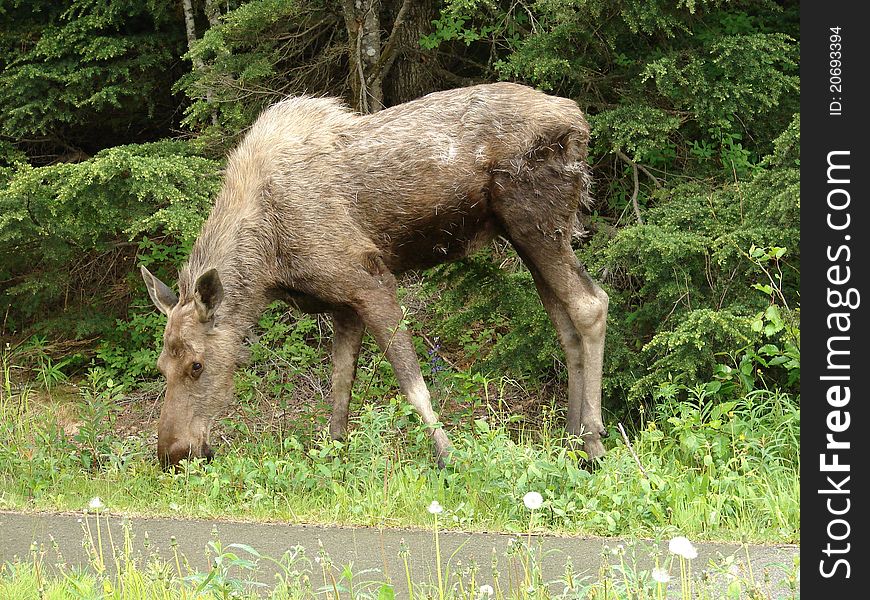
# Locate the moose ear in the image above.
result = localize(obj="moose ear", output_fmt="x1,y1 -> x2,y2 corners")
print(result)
194,268 -> 224,323
141,266 -> 178,316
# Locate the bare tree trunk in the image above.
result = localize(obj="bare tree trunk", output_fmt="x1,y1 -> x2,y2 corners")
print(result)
341,0 -> 382,113
385,0 -> 438,105
181,0 -> 205,71
204,0 -> 221,29
182,0 -> 219,124
341,0 -> 416,113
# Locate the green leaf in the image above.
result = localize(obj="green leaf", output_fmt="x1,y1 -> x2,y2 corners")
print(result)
704,380 -> 721,394
378,585 -> 396,600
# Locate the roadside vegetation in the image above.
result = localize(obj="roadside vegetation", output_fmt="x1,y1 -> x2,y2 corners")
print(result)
0,498 -> 800,600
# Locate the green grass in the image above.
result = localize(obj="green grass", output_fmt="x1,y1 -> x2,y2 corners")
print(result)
0,362 -> 799,543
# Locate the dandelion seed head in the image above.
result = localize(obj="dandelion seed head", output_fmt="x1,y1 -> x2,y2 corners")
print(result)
652,567 -> 671,583
668,536 -> 698,560
479,584 -> 494,597
428,500 -> 443,515
523,491 -> 543,510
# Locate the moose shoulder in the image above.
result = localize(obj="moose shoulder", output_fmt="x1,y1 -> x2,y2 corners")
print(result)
141,82 -> 609,469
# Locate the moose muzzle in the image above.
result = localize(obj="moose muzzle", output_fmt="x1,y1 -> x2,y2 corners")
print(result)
158,436 -> 214,469
157,409 -> 214,469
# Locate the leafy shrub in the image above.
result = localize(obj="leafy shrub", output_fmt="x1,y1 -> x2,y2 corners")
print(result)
0,0 -> 185,151
0,140 -> 220,340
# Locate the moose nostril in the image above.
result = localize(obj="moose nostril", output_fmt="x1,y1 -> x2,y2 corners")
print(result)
599,429 -> 609,438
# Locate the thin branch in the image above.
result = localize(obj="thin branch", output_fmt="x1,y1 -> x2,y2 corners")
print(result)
366,0 -> 412,87
616,150 -> 644,225
354,20 -> 369,114
637,163 -> 661,187
617,150 -> 661,188
420,333 -> 459,370
617,422 -> 648,479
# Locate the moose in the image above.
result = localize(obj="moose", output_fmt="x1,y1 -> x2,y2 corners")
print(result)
141,82 -> 609,469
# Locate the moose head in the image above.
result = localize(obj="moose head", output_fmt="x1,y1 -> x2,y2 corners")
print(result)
141,266 -> 246,468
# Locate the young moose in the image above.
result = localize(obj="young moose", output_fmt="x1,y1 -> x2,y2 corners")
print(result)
141,82 -> 609,469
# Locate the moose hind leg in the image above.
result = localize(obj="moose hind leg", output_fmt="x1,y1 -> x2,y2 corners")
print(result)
532,253 -> 608,459
525,263 -> 585,436
496,203 -> 608,458
329,309 -> 365,441
348,278 -> 452,465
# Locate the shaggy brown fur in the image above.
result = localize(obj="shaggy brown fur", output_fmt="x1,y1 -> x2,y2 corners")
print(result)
142,82 -> 609,468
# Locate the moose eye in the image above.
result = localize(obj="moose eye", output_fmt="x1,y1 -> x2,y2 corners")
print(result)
191,362 -> 203,376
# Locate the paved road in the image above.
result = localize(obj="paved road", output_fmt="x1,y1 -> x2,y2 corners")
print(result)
1,510 -> 798,597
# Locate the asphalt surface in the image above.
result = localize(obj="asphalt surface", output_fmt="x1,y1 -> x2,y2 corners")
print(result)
0,511 -> 798,597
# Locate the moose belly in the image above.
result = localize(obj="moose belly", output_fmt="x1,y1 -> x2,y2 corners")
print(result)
387,214 -> 499,271
374,183 -> 499,272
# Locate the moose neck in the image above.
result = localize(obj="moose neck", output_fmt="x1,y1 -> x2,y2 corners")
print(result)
179,189 -> 275,336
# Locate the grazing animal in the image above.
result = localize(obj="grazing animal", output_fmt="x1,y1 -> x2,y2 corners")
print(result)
141,82 -> 609,469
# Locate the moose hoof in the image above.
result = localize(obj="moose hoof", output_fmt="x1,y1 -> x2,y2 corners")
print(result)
328,417 -> 349,442
567,432 -> 606,465
433,432 -> 454,469
435,444 -> 454,469
583,436 -> 607,462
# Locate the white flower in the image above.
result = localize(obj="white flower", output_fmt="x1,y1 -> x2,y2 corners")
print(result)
479,584 -> 494,597
428,500 -> 443,514
88,497 -> 105,512
652,567 -> 671,584
668,536 -> 698,560
523,491 -> 543,510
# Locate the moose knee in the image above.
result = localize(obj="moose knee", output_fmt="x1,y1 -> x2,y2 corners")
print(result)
573,288 -> 608,335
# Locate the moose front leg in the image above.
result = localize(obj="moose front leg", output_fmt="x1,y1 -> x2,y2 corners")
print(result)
349,281 -> 453,466
329,309 -> 365,441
